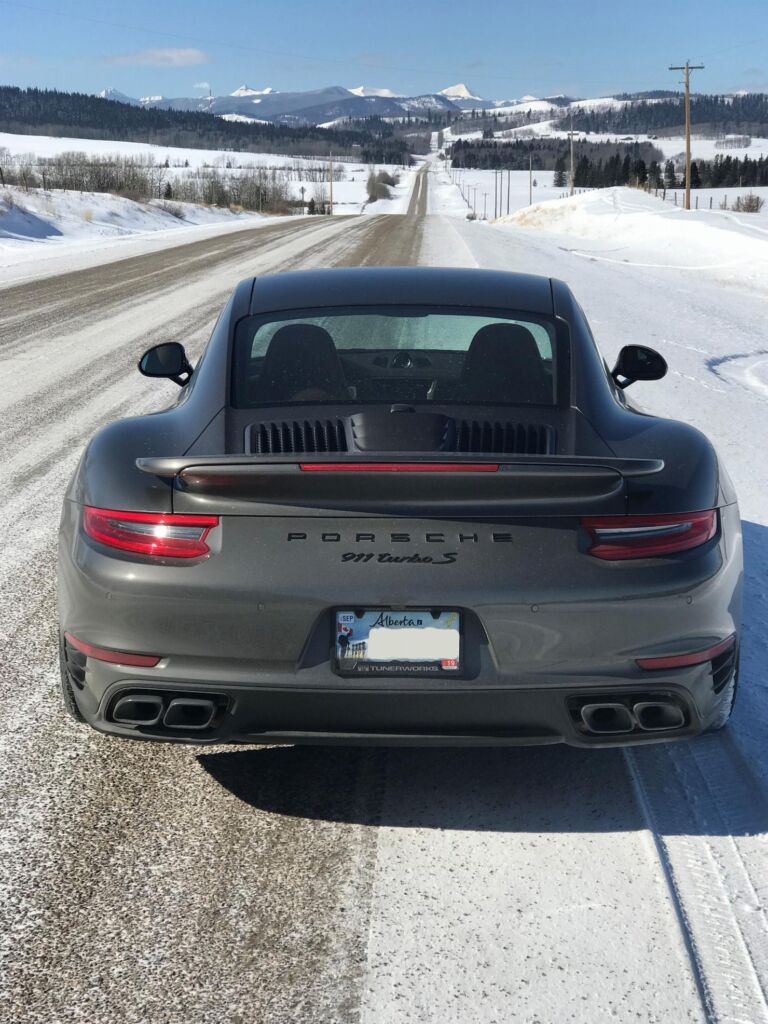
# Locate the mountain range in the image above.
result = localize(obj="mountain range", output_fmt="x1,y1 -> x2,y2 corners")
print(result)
95,83 -> 542,125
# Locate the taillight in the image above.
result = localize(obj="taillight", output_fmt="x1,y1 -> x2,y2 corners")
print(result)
64,632 -> 161,667
636,634 -> 735,671
581,509 -> 717,560
83,507 -> 219,559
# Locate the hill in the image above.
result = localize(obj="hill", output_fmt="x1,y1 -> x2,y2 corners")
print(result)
0,86 -> 414,163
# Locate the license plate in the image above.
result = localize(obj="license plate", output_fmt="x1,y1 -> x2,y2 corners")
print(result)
335,609 -> 461,675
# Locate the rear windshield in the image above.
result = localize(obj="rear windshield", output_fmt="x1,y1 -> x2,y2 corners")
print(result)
232,305 -> 559,407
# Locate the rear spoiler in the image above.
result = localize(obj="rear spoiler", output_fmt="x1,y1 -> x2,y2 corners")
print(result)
136,455 -> 663,517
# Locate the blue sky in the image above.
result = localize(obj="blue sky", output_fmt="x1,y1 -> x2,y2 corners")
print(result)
3,0 -> 768,99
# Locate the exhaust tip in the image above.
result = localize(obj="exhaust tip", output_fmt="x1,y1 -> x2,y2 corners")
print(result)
633,701 -> 685,732
580,702 -> 635,735
112,694 -> 164,726
163,697 -> 216,731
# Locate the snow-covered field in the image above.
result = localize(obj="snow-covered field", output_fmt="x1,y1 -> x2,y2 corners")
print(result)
0,131 -> 415,214
487,120 -> 768,162
428,163 -> 563,218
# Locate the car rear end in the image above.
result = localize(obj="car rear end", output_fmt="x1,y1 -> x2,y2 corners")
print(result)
58,271 -> 742,747
58,457 -> 741,747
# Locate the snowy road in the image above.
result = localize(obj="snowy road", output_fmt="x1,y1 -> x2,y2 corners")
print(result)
2,167 -> 768,1023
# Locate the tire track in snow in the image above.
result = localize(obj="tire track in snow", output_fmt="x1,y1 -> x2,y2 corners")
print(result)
627,739 -> 768,1024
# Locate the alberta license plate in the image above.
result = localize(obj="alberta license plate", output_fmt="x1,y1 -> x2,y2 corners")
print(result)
335,609 -> 461,675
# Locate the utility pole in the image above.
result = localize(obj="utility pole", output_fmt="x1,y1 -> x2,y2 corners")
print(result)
669,61 -> 704,210
482,192 -> 488,219
493,171 -> 498,218
328,151 -> 334,215
507,168 -> 511,215
568,112 -> 575,196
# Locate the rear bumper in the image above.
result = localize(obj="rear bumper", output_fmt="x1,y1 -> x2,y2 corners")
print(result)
58,501 -> 743,747
65,655 -> 725,748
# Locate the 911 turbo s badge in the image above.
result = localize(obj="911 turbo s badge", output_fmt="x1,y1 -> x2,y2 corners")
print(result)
286,529 -> 512,565
341,551 -> 457,565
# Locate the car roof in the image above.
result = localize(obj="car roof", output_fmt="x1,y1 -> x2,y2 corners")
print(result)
247,267 -> 555,316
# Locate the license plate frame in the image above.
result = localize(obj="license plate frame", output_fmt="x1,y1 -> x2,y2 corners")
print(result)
333,608 -> 462,677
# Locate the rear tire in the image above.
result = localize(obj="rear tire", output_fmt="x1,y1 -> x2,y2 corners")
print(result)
707,655 -> 739,732
59,635 -> 85,723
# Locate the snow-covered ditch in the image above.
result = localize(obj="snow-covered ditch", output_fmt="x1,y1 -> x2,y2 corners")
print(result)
0,185 -> 278,284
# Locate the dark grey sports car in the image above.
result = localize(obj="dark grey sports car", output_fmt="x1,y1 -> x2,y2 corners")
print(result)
58,267 -> 742,746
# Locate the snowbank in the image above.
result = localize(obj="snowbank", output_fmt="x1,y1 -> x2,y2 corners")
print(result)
0,185 -> 270,284
495,187 -> 768,292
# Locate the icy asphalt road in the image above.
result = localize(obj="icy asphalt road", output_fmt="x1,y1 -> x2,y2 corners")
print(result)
1,166 -> 768,1024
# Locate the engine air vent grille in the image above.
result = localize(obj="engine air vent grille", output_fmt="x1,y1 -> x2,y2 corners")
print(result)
247,419 -> 348,455
453,420 -> 555,455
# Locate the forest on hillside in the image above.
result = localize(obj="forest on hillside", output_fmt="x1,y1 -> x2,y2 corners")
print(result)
448,137 -> 663,171
0,87 -> 414,165
566,93 -> 768,135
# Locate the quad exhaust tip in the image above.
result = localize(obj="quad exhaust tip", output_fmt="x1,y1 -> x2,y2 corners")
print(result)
633,701 -> 685,732
163,698 -> 217,731
110,693 -> 218,731
579,698 -> 686,736
112,694 -> 164,727
580,702 -> 635,735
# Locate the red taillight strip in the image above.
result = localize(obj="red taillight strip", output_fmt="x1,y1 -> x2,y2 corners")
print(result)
83,507 -> 219,558
64,632 -> 161,668
582,510 -> 717,559
299,463 -> 499,472
637,634 -> 736,671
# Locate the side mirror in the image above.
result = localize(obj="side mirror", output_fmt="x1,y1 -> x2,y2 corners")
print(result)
611,345 -> 667,389
138,342 -> 193,386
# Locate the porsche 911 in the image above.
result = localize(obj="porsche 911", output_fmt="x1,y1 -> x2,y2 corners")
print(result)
57,267 -> 742,746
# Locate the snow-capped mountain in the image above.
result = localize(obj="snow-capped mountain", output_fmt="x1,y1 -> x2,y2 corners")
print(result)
96,88 -> 140,105
230,85 -> 275,97
439,83 -> 482,101
349,86 -> 402,98
96,84 -> 459,124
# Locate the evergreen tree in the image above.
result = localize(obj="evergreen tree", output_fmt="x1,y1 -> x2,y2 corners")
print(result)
664,160 -> 677,188
553,156 -> 567,188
